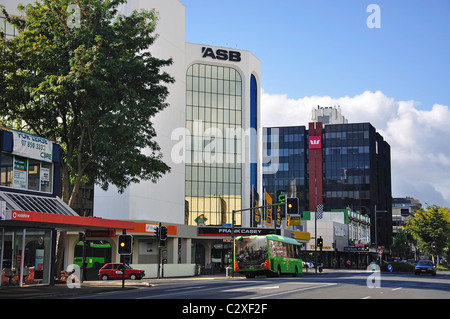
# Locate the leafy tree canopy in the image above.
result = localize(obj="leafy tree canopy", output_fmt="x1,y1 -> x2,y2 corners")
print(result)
0,0 -> 173,207
406,205 -> 450,256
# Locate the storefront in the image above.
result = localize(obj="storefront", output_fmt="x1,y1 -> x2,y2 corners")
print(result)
0,227 -> 52,286
0,128 -> 134,287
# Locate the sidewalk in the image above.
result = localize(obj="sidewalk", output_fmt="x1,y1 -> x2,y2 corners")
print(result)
0,273 -> 230,299
0,277 -> 164,299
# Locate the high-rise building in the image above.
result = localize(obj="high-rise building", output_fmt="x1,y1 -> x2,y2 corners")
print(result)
263,120 -> 392,248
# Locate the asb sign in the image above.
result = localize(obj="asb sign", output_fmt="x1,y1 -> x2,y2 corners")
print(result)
309,136 -> 322,149
202,47 -> 241,62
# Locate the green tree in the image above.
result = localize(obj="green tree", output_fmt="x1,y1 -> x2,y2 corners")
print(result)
406,205 -> 450,261
1,0 -> 173,275
391,229 -> 409,258
0,0 -> 173,205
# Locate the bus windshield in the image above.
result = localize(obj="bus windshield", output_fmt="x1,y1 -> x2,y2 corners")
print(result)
235,236 -> 267,270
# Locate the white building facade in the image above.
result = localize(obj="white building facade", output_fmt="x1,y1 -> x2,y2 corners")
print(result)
1,0 -> 261,277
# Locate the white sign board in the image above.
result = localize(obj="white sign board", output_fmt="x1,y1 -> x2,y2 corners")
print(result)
12,130 -> 53,163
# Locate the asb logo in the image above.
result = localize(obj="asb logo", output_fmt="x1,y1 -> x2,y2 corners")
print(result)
202,47 -> 241,62
309,136 -> 322,149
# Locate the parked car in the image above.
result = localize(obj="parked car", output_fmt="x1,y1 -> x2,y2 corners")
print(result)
98,263 -> 145,280
414,260 -> 436,276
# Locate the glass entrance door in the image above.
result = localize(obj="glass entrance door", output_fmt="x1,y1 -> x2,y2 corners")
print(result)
1,228 -> 52,287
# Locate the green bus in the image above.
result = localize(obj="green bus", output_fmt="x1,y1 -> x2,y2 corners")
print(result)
74,241 -> 111,271
234,234 -> 303,278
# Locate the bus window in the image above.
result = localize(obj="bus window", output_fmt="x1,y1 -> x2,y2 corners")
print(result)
235,237 -> 267,270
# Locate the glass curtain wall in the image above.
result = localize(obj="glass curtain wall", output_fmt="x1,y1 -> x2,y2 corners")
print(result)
263,126 -> 307,211
185,64 -> 243,226
323,123 -> 372,213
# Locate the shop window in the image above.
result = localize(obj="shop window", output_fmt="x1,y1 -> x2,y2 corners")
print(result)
0,152 -> 53,193
0,153 -> 13,187
28,159 -> 40,191
1,229 -> 52,286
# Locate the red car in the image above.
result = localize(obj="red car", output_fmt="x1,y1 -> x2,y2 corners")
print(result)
98,263 -> 145,280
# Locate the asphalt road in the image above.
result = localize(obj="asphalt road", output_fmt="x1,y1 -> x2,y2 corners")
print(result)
68,270 -> 450,300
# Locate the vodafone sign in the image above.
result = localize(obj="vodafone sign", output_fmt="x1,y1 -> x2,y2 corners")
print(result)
309,136 -> 322,149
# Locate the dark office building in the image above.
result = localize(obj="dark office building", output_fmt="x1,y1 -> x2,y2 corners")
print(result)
263,122 -> 392,248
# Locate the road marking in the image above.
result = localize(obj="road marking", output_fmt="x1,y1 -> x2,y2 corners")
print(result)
137,282 -> 259,299
262,285 -> 279,289
392,287 -> 402,291
223,285 -> 279,293
362,296 -> 371,299
251,283 -> 337,299
164,285 -> 206,291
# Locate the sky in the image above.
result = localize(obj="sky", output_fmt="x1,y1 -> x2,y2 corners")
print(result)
182,0 -> 450,208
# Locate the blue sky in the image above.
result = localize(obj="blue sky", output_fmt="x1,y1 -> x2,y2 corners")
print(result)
182,0 -> 450,109
182,0 -> 450,207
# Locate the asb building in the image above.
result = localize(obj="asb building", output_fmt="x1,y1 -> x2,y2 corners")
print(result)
90,0 -> 262,275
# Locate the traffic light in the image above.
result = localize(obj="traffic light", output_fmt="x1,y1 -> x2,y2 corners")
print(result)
160,226 -> 168,241
118,234 -> 133,255
317,237 -> 323,248
286,197 -> 299,215
364,244 -> 369,252
432,242 -> 436,251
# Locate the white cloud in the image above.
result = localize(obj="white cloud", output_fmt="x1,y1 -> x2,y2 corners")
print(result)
261,89 -> 450,208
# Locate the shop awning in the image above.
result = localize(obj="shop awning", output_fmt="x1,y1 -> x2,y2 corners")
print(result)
0,190 -> 134,231
0,191 -> 78,216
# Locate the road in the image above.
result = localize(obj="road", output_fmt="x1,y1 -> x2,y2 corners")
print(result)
68,270 -> 450,300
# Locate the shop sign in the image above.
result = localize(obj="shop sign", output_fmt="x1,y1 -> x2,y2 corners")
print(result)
310,244 -> 332,250
13,157 -> 27,189
344,246 -> 364,252
85,230 -> 115,238
12,130 -> 53,163
198,226 -> 276,236
308,136 -> 322,149
201,47 -> 241,62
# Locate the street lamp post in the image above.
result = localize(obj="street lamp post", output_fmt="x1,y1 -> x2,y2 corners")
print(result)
374,204 -> 388,267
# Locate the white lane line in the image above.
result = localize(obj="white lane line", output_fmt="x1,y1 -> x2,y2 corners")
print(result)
137,282 -> 258,299
392,287 -> 403,291
164,285 -> 206,291
251,283 -> 338,299
362,296 -> 371,299
223,285 -> 279,293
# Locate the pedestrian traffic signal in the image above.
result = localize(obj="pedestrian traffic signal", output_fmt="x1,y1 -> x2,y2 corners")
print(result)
118,234 -> 133,255
286,197 -> 299,215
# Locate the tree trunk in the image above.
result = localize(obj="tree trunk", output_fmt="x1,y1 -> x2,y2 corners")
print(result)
54,166 -> 71,279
